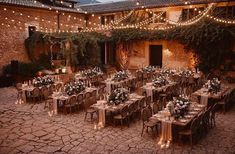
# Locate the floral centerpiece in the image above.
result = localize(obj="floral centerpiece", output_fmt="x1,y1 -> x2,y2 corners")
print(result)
108,88 -> 129,105
204,78 -> 221,93
167,95 -> 190,119
152,75 -> 169,87
33,75 -> 54,87
80,67 -> 102,77
179,70 -> 193,77
112,71 -> 128,81
64,81 -> 85,96
141,66 -> 155,73
160,69 -> 175,77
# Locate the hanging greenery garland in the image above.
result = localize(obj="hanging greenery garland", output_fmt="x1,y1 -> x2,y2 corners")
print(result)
110,19 -> 235,73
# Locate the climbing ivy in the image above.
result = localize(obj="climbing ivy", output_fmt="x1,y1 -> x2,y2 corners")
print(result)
24,19 -> 235,73
110,19 -> 235,73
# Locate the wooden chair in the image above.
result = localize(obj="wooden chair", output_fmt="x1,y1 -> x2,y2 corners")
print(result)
42,87 -> 52,109
152,101 -> 160,114
64,95 -> 77,114
210,103 -> 218,128
141,107 -> 159,137
146,96 -> 152,107
178,117 -> 199,147
217,93 -> 230,113
16,83 -> 23,103
84,98 -> 97,121
55,83 -> 63,91
113,105 -> 130,128
30,87 -> 40,102
40,86 -> 48,100
76,93 -> 84,110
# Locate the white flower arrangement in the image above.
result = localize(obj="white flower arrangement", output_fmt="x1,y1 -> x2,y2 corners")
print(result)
204,78 -> 221,93
141,66 -> 155,73
108,88 -> 129,105
152,75 -> 169,87
160,69 -> 175,77
167,95 -> 190,119
112,71 -> 128,81
77,67 -> 102,78
179,70 -> 194,77
64,81 -> 85,96
33,75 -> 54,87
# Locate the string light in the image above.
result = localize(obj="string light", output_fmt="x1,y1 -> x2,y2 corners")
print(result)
1,2 -> 233,33
206,15 -> 235,24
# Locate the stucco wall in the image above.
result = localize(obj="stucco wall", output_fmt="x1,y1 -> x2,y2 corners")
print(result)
116,40 -> 195,70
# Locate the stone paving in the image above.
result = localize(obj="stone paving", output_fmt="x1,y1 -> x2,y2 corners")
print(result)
0,87 -> 235,154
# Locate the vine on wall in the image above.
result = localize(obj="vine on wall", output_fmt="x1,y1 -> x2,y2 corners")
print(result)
110,19 -> 235,73
24,19 -> 235,73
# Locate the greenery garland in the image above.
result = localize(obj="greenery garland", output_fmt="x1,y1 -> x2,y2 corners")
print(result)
24,19 -> 235,73
25,32 -> 107,67
110,19 -> 235,73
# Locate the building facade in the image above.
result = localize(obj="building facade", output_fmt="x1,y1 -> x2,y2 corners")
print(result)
0,0 -> 234,73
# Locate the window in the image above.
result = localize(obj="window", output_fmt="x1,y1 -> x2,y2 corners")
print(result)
28,26 -> 36,37
149,12 -> 166,23
212,6 -> 235,19
100,15 -> 114,25
181,8 -> 203,21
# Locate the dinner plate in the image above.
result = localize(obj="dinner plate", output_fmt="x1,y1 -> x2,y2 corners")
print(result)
179,119 -> 187,123
188,111 -> 198,115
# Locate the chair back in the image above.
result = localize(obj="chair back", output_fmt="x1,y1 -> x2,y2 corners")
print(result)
16,83 -> 22,91
32,87 -> 40,97
142,107 -> 152,122
77,94 -> 83,104
69,95 -> 77,106
42,87 -> 50,99
146,96 -> 151,107
55,83 -> 63,91
121,105 -> 129,117
152,102 -> 160,114
190,117 -> 199,133
91,90 -> 97,99
85,92 -> 92,99
139,97 -> 145,109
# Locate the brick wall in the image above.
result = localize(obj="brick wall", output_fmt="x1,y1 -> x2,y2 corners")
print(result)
0,5 -> 85,74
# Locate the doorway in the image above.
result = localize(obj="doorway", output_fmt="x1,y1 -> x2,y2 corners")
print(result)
149,45 -> 163,67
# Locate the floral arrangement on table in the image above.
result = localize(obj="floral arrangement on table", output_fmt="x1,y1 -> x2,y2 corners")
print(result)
112,71 -> 129,81
108,88 -> 129,105
160,69 -> 175,77
167,95 -> 191,119
141,66 -> 155,73
179,70 -> 194,77
152,75 -> 169,87
64,81 -> 85,96
204,78 -> 221,93
33,75 -> 54,87
80,67 -> 102,77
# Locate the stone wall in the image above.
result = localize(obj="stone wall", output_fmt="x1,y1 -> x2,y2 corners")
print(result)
0,5 -> 85,74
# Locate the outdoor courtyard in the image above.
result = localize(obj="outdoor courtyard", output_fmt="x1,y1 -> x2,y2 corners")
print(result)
0,87 -> 234,154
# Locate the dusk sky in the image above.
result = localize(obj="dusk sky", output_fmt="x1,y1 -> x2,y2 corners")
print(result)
99,0 -> 123,2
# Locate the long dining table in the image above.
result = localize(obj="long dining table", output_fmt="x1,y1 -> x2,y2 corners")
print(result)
192,84 -> 234,106
141,81 -> 177,101
149,102 -> 206,143
91,93 -> 144,128
50,87 -> 97,115
104,76 -> 136,94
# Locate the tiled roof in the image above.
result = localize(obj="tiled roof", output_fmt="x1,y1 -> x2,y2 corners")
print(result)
80,0 -> 230,14
0,0 -> 231,14
0,0 -> 84,13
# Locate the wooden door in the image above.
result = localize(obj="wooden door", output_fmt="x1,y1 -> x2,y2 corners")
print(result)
149,45 -> 163,67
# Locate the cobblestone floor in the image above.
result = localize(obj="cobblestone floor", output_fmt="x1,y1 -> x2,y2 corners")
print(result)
0,87 -> 235,154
